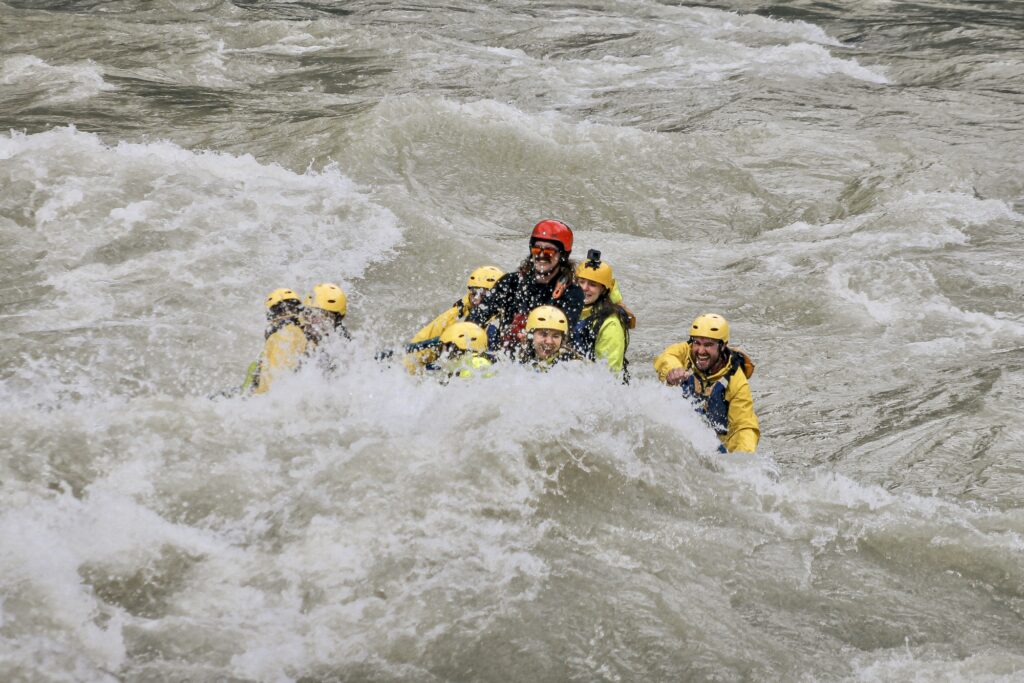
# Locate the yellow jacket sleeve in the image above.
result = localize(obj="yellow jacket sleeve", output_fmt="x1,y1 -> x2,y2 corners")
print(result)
255,325 -> 308,394
653,342 -> 691,382
723,369 -> 760,453
594,315 -> 626,373
405,302 -> 463,372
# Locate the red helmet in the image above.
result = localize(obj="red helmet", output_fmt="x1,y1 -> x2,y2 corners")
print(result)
530,219 -> 573,255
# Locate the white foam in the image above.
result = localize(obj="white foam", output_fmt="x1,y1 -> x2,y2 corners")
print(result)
1,55 -> 114,103
0,477 -> 224,677
229,31 -> 331,56
853,648 -> 1024,681
750,42 -> 889,83
391,4 -> 887,117
3,332 -> 1020,680
0,124 -> 402,337
752,191 -> 1024,344
673,5 -> 843,46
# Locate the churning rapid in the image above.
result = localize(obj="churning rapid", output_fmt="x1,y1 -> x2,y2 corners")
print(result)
2,0 -> 1024,681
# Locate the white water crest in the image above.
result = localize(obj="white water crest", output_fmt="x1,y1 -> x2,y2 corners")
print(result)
1,55 -> 113,104
2,0 -> 1024,680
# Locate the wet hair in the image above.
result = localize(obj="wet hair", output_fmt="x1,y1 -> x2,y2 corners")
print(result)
589,289 -> 631,351
267,298 -> 304,319
517,254 -> 577,283
324,310 -> 346,328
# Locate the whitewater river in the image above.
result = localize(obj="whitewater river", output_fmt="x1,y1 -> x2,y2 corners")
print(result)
2,1 -> 1023,680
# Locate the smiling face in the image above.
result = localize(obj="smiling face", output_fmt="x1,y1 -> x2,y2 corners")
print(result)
530,239 -> 561,276
690,336 -> 723,373
578,277 -> 606,305
532,328 -> 564,360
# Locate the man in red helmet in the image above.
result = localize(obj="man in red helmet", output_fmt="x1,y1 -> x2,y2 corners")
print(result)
468,219 -> 585,355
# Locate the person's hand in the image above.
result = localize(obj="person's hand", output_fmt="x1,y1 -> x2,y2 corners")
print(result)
665,368 -> 691,386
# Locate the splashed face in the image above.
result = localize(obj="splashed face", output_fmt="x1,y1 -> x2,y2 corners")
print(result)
304,306 -> 329,330
307,307 -> 344,336
690,336 -> 722,373
468,287 -> 487,308
532,328 -> 563,360
530,239 -> 561,276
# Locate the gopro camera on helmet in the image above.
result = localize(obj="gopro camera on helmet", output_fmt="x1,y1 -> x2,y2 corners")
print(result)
586,249 -> 601,268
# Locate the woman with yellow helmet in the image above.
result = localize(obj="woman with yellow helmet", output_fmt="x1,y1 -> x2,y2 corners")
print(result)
405,265 -> 504,372
572,251 -> 635,377
519,305 -> 579,369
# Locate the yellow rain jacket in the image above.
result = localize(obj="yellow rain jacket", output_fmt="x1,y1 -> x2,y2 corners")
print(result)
577,306 -> 627,373
254,319 -> 310,394
405,296 -> 470,372
654,342 -> 760,453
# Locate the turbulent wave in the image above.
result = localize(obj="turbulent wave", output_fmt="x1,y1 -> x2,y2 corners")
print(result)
5,351 -> 1024,680
1,55 -> 113,105
4,355 -> 1023,680
0,126 -> 401,398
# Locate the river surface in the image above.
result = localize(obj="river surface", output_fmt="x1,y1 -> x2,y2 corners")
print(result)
2,1 -> 1024,681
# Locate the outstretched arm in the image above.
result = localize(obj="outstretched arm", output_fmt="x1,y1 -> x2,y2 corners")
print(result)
653,342 -> 691,383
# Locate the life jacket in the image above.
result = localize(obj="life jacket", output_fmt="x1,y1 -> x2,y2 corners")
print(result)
429,351 -> 495,380
528,348 -> 572,371
455,354 -> 494,379
255,319 -> 313,394
680,349 -> 751,436
266,314 -> 319,346
502,312 -> 529,348
571,305 -> 631,361
499,271 -> 573,349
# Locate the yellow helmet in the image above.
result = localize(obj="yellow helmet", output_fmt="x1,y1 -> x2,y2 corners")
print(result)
440,321 -> 488,352
304,282 -> 347,315
467,265 -> 504,290
690,313 -> 729,343
575,260 -> 615,290
265,288 -> 301,309
526,305 -> 568,334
